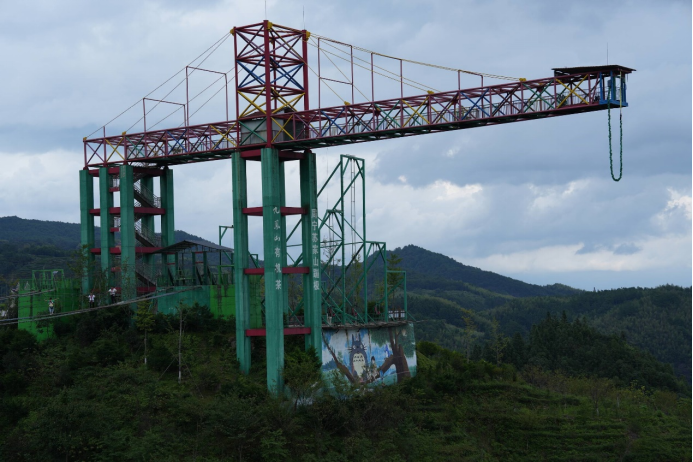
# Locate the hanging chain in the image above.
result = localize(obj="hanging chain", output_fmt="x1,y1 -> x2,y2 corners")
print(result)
608,73 -> 624,182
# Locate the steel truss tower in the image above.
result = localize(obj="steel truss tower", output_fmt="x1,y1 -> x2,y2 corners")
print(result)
231,22 -> 320,393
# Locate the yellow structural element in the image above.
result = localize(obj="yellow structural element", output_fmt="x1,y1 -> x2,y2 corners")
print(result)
556,75 -> 589,107
211,124 -> 238,149
271,117 -> 295,142
402,97 -> 430,126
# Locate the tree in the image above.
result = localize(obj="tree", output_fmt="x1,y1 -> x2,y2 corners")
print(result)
66,244 -> 90,283
386,252 -> 404,303
462,315 -> 476,361
491,318 -> 507,365
135,301 -> 155,366
507,332 -> 527,369
283,346 -> 322,407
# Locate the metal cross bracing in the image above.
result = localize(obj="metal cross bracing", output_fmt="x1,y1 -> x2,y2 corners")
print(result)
233,21 -> 309,120
305,155 -> 407,327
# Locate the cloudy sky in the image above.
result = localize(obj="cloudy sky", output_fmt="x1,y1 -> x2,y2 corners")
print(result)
0,0 -> 690,290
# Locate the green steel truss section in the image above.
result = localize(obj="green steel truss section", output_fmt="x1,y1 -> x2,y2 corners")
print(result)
287,154 -> 409,326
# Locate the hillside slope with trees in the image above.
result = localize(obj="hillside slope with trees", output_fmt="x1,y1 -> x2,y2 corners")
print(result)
0,304 -> 689,461
0,216 -> 217,279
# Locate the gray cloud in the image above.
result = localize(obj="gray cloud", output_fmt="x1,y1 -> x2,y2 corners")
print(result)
0,0 -> 689,290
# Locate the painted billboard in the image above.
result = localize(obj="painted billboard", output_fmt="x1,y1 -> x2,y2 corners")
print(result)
321,323 -> 417,386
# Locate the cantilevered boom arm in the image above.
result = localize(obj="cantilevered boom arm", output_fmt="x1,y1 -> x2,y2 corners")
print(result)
84,65 -> 633,167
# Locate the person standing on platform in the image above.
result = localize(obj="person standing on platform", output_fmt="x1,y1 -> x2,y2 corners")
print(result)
48,299 -> 54,315
88,292 -> 96,308
109,287 -> 117,304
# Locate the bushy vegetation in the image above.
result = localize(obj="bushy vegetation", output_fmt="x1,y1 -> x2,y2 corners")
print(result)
488,285 -> 693,380
411,285 -> 692,382
0,303 -> 689,461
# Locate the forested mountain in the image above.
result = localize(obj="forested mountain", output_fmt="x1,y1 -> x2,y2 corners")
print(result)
387,245 -> 581,298
0,216 -> 80,250
0,216 -> 217,279
410,286 -> 692,382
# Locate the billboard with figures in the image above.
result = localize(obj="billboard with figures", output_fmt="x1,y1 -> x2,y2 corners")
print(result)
321,323 -> 417,386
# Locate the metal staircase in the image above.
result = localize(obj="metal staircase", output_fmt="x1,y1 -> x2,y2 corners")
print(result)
133,180 -> 161,208
113,217 -> 162,248
135,258 -> 157,288
134,220 -> 161,247
109,170 -> 162,209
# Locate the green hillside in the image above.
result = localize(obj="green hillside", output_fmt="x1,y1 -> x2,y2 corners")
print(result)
0,306 -> 689,461
0,216 -> 217,248
488,286 -> 693,381
409,286 -> 692,382
0,216 -> 218,279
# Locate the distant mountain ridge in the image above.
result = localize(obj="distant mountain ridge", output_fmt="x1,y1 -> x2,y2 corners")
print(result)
0,216 -> 577,297
0,216 -> 217,249
0,216 -> 218,279
388,245 -> 581,298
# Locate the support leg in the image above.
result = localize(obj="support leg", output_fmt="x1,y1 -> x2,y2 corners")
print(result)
79,170 -> 95,296
262,147 -> 286,395
99,167 -> 114,287
160,167 -> 176,284
300,151 -> 322,352
232,154 -> 251,374
119,165 -> 136,303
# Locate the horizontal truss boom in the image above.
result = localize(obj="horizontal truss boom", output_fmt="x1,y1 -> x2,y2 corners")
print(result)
83,66 -> 631,167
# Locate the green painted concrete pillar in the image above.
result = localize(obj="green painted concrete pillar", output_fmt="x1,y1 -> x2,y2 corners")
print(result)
141,176 -> 155,268
160,168 -> 175,246
279,163 -> 288,313
300,151 -> 322,353
99,167 -> 114,284
160,167 -> 175,269
79,170 -> 95,295
119,165 -> 136,302
232,154 -> 251,374
262,147 -> 286,395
